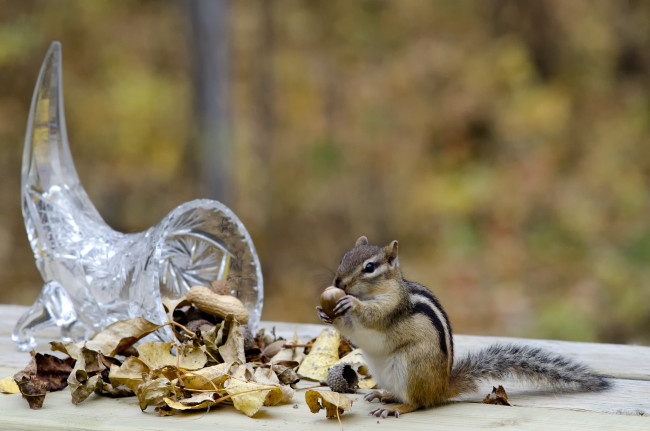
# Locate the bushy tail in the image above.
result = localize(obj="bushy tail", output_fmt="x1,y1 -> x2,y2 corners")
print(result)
448,344 -> 610,397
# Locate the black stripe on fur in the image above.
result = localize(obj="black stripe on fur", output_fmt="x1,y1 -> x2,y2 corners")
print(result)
407,280 -> 454,358
412,301 -> 449,356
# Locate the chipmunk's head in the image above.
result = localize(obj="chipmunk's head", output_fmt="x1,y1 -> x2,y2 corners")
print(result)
333,236 -> 401,299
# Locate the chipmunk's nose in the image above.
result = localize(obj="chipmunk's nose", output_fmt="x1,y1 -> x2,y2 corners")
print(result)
334,277 -> 346,290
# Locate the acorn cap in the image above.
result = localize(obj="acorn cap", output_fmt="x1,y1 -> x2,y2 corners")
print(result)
326,363 -> 359,393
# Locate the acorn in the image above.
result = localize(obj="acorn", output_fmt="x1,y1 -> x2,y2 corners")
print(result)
320,286 -> 345,318
327,363 -> 359,393
262,339 -> 286,360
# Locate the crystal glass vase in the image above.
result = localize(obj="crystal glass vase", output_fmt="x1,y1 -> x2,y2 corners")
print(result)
12,42 -> 263,351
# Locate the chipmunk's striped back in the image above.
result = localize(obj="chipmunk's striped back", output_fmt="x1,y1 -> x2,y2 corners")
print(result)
405,280 -> 454,373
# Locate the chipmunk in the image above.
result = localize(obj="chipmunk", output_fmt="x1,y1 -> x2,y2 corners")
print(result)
316,236 -> 610,418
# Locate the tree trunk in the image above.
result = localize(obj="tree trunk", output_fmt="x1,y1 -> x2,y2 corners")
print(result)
188,0 -> 232,204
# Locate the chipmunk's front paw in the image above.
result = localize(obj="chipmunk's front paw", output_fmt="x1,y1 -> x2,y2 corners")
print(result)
333,295 -> 357,317
316,306 -> 333,324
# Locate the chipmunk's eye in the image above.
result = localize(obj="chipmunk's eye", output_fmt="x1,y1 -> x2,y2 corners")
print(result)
363,262 -> 375,273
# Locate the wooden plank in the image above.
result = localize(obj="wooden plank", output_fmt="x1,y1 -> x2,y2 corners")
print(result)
1,304 -> 649,429
0,378 -> 648,431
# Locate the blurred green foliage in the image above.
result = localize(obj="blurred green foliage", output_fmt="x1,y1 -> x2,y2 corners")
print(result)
1,0 -> 649,344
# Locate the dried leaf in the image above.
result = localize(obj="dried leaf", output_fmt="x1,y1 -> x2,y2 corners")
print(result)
482,385 -> 511,406
254,367 -> 279,385
84,317 -> 162,356
50,341 -> 80,360
136,341 -> 207,371
271,364 -> 300,386
358,377 -> 377,390
278,385 -> 295,404
202,322 -> 223,361
14,375 -> 47,409
181,362 -> 233,390
162,296 -> 190,314
225,378 -> 282,417
137,377 -> 174,411
262,339 -> 285,360
32,353 -> 75,391
13,351 -> 76,408
67,347 -> 106,404
334,349 -> 365,367
305,389 -> 353,419
0,376 -> 19,394
163,392 -> 218,411
108,356 -> 150,393
71,374 -> 103,404
218,319 -> 246,364
270,331 -> 305,364
297,329 -> 340,381
254,367 -> 295,404
337,337 -> 354,358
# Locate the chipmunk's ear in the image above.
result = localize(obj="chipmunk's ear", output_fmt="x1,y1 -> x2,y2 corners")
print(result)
355,236 -> 369,246
385,240 -> 399,265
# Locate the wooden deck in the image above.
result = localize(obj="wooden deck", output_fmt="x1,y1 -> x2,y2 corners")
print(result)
1,304 -> 649,430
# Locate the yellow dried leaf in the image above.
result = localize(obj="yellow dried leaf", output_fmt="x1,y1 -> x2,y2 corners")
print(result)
163,392 -> 217,411
218,319 -> 245,364
181,363 -> 233,390
0,376 -> 19,394
297,328 -> 340,381
358,377 -> 377,389
334,348 -> 365,367
108,356 -> 150,393
137,377 -> 174,411
252,367 -> 292,405
50,341 -> 81,360
305,389 -> 353,419
253,367 -> 279,385
279,385 -> 295,404
136,341 -> 207,371
225,378 -> 282,417
162,296 -> 190,314
85,317 -> 162,356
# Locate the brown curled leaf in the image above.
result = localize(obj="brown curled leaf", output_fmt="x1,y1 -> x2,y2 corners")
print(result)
13,351 -> 76,409
482,385 -> 511,406
305,389 -> 353,419
14,375 -> 47,409
34,353 -> 75,391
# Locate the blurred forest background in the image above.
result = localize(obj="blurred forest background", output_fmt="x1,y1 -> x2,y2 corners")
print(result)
1,0 -> 650,344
